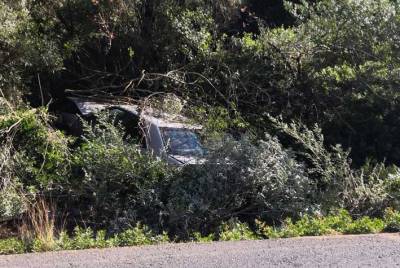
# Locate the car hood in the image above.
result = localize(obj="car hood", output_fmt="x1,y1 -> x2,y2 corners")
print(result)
167,154 -> 206,165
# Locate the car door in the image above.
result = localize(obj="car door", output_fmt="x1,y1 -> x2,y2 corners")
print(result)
109,108 -> 147,148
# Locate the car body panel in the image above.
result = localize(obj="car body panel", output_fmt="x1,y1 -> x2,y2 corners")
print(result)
65,97 -> 205,165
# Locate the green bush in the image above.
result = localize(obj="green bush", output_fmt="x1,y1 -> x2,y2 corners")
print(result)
218,220 -> 257,241
54,224 -> 168,251
71,114 -> 172,230
0,109 -> 72,189
0,238 -> 26,255
322,210 -> 353,234
55,231 -> 74,251
256,209 -> 387,239
0,108 -> 71,221
385,171 -> 400,210
69,227 -> 96,250
0,181 -> 27,220
94,230 -> 119,249
116,223 -> 169,247
192,232 -> 215,243
345,217 -> 385,234
383,208 -> 400,232
167,134 -> 312,237
57,227 -> 115,251
270,117 -> 394,215
290,216 -> 331,237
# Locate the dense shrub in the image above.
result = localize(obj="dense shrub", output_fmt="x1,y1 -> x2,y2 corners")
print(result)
383,208 -> 400,232
167,134 -> 313,237
0,184 -> 26,220
385,170 -> 400,210
269,117 -> 398,216
0,107 -> 71,220
0,109 -> 71,189
70,115 -> 172,230
0,141 -> 27,219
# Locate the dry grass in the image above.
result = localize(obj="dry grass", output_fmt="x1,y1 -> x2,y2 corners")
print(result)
18,198 -> 57,251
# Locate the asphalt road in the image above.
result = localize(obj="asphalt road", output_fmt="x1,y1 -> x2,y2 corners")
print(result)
1,233 -> 399,268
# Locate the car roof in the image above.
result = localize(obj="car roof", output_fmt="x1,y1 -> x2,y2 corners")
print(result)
68,97 -> 202,130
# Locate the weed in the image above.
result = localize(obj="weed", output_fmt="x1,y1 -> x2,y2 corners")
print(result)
344,217 -> 385,234
70,227 -> 96,250
218,220 -> 257,241
383,208 -> 400,232
192,232 -> 215,242
0,238 -> 25,254
117,223 -> 160,247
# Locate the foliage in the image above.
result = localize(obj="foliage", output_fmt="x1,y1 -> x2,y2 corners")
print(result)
0,108 -> 72,189
167,134 -> 312,237
71,113 -> 172,230
2,208 -> 400,255
269,116 -> 397,216
1,0 -> 400,257
0,1 -> 63,103
0,181 -> 26,220
116,223 -> 169,247
1,0 -> 400,168
256,209 -> 387,239
0,238 -> 26,255
218,219 -> 257,241
345,217 -> 385,234
0,222 -> 169,255
279,0 -> 400,165
383,208 -> 400,232
192,232 -> 215,243
385,170 -> 400,210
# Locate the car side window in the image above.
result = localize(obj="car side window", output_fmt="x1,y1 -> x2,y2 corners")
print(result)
109,108 -> 146,148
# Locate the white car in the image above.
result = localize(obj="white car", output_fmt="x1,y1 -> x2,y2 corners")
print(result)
54,97 -> 206,165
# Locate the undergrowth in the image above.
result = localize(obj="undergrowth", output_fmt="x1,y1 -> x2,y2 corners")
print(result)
1,209 -> 400,255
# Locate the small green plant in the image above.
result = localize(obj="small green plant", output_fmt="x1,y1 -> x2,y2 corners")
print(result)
55,231 -> 74,250
383,208 -> 400,232
291,216 -> 331,236
192,232 -> 215,242
0,238 -> 26,254
116,223 -> 169,247
323,210 -> 353,234
94,230 -> 119,249
218,220 -> 257,241
279,218 -> 302,238
70,227 -> 96,250
344,217 -> 385,234
255,220 -> 281,239
256,209 -> 387,239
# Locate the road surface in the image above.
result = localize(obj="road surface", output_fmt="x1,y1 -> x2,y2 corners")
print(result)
0,233 -> 399,268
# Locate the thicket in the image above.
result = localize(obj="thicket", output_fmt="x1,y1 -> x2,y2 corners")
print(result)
1,0 -> 400,253
2,0 -> 399,165
1,107 -> 400,241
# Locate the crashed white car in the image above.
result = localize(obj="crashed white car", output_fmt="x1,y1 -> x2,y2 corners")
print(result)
54,97 -> 206,165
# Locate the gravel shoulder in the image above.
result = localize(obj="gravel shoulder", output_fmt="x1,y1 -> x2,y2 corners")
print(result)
1,233 -> 399,268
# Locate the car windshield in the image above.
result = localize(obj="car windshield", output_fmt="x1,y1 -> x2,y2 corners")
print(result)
161,128 -> 204,156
